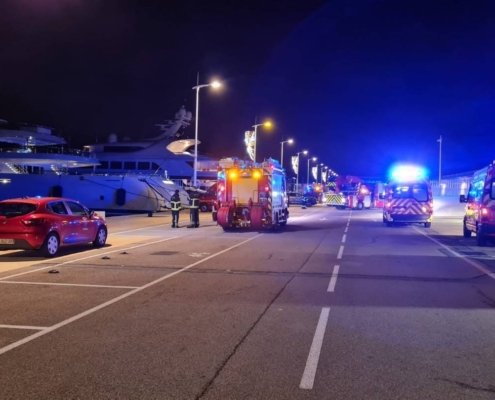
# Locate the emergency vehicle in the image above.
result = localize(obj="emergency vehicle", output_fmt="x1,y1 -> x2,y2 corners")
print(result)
382,165 -> 433,227
215,157 -> 289,230
460,162 -> 495,246
324,176 -> 371,210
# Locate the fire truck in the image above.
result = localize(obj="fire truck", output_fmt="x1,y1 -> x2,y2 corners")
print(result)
215,157 -> 289,230
324,175 -> 371,210
382,165 -> 433,228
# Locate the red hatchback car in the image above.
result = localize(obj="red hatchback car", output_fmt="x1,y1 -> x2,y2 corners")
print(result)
0,197 -> 107,257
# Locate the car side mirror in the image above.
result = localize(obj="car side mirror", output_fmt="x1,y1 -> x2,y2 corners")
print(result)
88,210 -> 95,218
459,194 -> 466,203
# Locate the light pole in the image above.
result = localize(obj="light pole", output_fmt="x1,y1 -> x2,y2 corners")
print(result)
437,135 -> 442,185
251,120 -> 272,162
192,78 -> 222,187
307,156 -> 317,186
280,138 -> 294,169
295,150 -> 308,193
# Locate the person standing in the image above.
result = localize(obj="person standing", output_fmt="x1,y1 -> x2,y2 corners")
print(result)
188,190 -> 200,228
170,189 -> 181,228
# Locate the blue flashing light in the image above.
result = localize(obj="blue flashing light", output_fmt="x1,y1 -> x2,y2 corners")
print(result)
388,164 -> 428,182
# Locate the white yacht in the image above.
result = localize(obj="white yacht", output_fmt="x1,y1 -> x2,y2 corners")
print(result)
0,107 -> 215,215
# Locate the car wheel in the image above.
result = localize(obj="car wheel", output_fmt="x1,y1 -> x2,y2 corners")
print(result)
200,204 -> 208,212
93,226 -> 107,248
463,220 -> 472,238
42,232 -> 60,257
356,201 -> 364,210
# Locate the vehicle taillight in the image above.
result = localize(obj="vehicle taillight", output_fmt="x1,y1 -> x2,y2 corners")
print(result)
481,208 -> 489,216
21,218 -> 46,226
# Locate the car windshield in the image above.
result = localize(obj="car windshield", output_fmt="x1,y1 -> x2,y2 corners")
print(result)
0,202 -> 37,217
391,183 -> 429,202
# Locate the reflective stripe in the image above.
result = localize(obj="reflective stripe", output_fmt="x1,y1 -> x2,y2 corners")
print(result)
191,198 -> 199,208
171,201 -> 181,211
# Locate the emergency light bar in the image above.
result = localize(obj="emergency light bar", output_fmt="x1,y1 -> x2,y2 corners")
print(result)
389,164 -> 428,182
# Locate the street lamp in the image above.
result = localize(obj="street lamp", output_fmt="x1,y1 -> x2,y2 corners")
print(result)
192,78 -> 222,187
251,120 -> 272,162
280,138 -> 294,169
295,150 -> 308,193
437,135 -> 442,185
307,156 -> 317,186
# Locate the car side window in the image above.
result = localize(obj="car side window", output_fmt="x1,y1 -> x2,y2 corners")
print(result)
49,201 -> 68,215
491,181 -> 495,200
66,201 -> 88,217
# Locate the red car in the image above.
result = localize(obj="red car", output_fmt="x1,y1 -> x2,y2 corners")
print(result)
0,197 -> 107,257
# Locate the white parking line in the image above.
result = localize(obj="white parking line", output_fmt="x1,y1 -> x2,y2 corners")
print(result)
0,281 -> 139,289
341,234 -> 347,243
0,234 -> 262,357
337,245 -> 344,260
0,324 -> 47,330
413,227 -> 495,280
327,265 -> 340,292
300,307 -> 330,390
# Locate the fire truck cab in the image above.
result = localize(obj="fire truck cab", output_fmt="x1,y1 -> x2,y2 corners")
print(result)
382,165 -> 433,228
460,162 -> 495,246
216,158 -> 289,230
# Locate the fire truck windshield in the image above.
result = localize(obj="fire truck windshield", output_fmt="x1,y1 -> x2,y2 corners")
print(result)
391,183 -> 428,202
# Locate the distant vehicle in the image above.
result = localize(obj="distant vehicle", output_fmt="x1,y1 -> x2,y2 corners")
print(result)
197,184 -> 218,212
215,157 -> 289,230
382,165 -> 433,228
324,175 -> 371,210
0,197 -> 107,257
460,162 -> 495,246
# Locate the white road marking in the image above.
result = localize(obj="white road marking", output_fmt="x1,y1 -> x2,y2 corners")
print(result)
341,234 -> 347,243
344,226 -> 348,233
337,245 -> 344,260
0,281 -> 139,289
0,235 -> 182,282
0,234 -> 262,356
189,252 -> 211,258
413,227 -> 495,280
327,265 -> 340,292
300,307 -> 331,390
0,324 -> 47,330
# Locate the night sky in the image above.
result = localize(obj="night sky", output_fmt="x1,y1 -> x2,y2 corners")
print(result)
1,0 -> 495,180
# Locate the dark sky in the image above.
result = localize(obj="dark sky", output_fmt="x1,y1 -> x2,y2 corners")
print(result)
1,0 -> 495,179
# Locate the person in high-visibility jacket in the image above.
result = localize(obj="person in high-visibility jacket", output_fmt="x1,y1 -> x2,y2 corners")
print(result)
170,189 -> 181,228
188,190 -> 200,228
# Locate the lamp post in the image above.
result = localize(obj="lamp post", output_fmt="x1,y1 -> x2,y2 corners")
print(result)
280,138 -> 294,169
251,120 -> 272,162
437,135 -> 442,186
295,150 -> 308,193
307,156 -> 317,186
192,78 -> 222,187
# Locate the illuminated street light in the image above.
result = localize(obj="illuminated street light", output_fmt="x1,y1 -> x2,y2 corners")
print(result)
307,156 -> 317,186
280,138 -> 294,169
295,150 -> 308,193
192,78 -> 222,187
251,120 -> 272,162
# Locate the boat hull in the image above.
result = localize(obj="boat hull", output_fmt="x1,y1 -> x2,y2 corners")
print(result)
0,173 -> 187,214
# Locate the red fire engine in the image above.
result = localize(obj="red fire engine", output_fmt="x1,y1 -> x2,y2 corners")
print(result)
215,158 -> 289,230
324,175 -> 371,210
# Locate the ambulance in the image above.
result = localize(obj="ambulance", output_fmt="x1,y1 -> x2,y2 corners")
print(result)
382,165 -> 433,228
215,157 -> 289,230
460,162 -> 495,246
